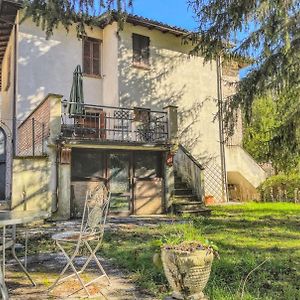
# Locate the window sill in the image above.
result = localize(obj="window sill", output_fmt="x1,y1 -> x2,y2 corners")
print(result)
82,73 -> 103,79
132,63 -> 151,70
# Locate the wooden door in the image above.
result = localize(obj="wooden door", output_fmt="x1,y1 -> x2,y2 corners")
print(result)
134,178 -> 163,215
133,151 -> 163,215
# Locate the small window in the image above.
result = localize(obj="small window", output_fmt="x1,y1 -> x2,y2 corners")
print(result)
132,33 -> 150,67
83,37 -> 101,76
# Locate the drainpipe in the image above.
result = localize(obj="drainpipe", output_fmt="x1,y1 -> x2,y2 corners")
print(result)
48,142 -> 59,213
216,55 -> 229,202
12,21 -> 17,157
53,145 -> 59,212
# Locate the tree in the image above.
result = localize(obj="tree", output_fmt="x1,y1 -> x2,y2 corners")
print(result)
23,0 -> 133,37
243,96 -> 299,173
187,0 -> 300,171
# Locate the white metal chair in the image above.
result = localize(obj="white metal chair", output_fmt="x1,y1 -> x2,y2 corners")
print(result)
49,184 -> 111,298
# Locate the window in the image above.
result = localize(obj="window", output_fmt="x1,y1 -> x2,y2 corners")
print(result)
83,37 -> 101,76
132,33 -> 150,67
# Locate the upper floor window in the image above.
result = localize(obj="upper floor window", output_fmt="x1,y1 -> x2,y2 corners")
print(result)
132,33 -> 150,68
83,37 -> 101,76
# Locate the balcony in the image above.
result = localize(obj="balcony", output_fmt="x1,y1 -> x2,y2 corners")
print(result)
60,101 -> 169,144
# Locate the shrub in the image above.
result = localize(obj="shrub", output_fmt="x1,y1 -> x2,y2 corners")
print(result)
259,174 -> 300,202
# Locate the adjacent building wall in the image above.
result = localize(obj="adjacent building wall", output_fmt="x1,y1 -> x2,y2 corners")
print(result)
0,19 -> 16,200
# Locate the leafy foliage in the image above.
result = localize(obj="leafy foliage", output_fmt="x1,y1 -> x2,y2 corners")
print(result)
259,173 -> 300,202
188,0 -> 300,169
243,96 -> 300,172
243,97 -> 278,163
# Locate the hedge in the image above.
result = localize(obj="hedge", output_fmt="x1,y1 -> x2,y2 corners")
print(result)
259,174 -> 300,202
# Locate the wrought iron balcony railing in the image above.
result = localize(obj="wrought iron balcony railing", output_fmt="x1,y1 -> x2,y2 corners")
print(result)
61,101 -> 169,144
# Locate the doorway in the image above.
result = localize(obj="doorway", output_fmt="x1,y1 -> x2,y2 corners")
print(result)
70,148 -> 164,217
108,153 -> 131,215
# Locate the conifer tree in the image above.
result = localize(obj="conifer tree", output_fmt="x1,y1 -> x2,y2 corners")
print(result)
23,0 -> 133,37
188,0 -> 300,171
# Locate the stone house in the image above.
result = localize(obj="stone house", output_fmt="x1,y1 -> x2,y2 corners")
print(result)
0,0 -> 266,219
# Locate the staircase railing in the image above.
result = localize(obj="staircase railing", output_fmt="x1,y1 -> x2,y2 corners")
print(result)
174,144 -> 205,201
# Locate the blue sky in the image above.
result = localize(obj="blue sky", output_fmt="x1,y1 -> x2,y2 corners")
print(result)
129,0 -> 197,31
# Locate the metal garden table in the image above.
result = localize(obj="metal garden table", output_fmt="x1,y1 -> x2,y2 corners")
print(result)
0,210 -> 49,299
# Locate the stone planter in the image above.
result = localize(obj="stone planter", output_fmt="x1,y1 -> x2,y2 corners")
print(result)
161,246 -> 214,300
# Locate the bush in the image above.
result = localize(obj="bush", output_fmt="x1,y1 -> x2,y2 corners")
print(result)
259,174 -> 300,202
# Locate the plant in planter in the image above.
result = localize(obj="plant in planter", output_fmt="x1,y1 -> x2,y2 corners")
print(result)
154,224 -> 219,300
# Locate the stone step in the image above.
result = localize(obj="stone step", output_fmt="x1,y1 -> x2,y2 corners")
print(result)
173,202 -> 203,211
174,178 -> 184,184
176,208 -> 211,216
174,188 -> 193,196
173,194 -> 198,201
173,201 -> 203,206
0,201 -> 10,210
174,182 -> 189,189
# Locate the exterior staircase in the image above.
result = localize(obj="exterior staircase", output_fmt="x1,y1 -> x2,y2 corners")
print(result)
172,172 -> 211,216
225,145 -> 267,200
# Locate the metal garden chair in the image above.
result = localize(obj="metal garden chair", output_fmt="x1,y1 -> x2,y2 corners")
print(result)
49,184 -> 111,298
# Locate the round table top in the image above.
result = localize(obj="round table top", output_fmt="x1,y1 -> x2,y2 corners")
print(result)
0,210 -> 50,226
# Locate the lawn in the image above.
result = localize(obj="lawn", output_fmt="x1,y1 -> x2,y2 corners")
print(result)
101,202 -> 300,299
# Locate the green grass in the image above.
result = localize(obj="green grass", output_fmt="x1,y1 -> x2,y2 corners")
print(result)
101,202 -> 300,299
25,202 -> 300,299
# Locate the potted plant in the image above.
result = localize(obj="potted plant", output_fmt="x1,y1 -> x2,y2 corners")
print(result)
154,224 -> 219,300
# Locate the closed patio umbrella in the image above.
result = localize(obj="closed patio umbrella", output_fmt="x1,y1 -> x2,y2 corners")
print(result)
68,65 -> 84,116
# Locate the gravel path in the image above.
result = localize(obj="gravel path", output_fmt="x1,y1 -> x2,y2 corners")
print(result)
6,253 -> 157,299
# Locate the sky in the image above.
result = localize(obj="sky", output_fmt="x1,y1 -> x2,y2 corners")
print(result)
128,1 -> 250,77
128,0 -> 197,31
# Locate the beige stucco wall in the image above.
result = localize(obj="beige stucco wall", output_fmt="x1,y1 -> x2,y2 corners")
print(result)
11,157 -> 51,211
118,24 -> 221,166
17,18 -> 104,122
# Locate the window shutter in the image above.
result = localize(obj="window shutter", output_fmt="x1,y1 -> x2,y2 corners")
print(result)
83,38 -> 101,75
83,39 -> 91,74
132,34 -> 150,65
140,36 -> 150,64
92,41 -> 100,75
132,34 -> 141,63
